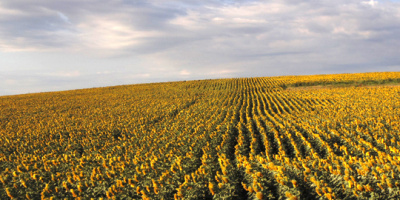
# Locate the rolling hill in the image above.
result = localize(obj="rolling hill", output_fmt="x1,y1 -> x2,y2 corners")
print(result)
1,72 -> 400,199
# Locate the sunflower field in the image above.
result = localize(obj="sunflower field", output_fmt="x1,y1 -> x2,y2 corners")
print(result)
0,72 -> 400,199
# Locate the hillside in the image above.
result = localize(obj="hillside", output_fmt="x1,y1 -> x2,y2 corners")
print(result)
1,72 -> 400,199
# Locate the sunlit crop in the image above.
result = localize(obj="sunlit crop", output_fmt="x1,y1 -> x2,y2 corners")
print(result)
0,72 -> 399,199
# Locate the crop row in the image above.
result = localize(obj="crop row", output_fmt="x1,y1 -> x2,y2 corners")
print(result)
0,72 -> 399,199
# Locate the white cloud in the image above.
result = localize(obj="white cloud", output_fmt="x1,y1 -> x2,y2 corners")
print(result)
207,69 -> 239,76
57,12 -> 71,24
96,71 -> 111,75
4,79 -> 17,85
0,2 -> 24,16
137,73 -> 150,78
179,70 -> 191,76
169,10 -> 206,30
1,0 -> 400,95
41,71 -> 81,77
362,0 -> 378,7
125,73 -> 151,79
75,16 -> 161,50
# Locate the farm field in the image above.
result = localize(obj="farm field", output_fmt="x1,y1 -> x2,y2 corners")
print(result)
1,72 -> 400,199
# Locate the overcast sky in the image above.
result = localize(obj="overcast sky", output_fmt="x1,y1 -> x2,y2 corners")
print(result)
1,0 -> 400,95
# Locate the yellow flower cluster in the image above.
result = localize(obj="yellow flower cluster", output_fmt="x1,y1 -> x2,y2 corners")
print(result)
0,72 -> 399,199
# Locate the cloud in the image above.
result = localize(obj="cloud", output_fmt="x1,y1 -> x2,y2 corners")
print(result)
0,0 -> 400,95
125,73 -> 151,79
41,71 -> 81,77
57,12 -> 71,24
206,69 -> 240,76
362,0 -> 378,7
75,16 -> 161,50
96,71 -> 111,75
2,0 -> 399,56
179,70 -> 191,76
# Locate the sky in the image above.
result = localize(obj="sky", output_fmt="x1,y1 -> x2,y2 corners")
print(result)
1,0 -> 400,96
